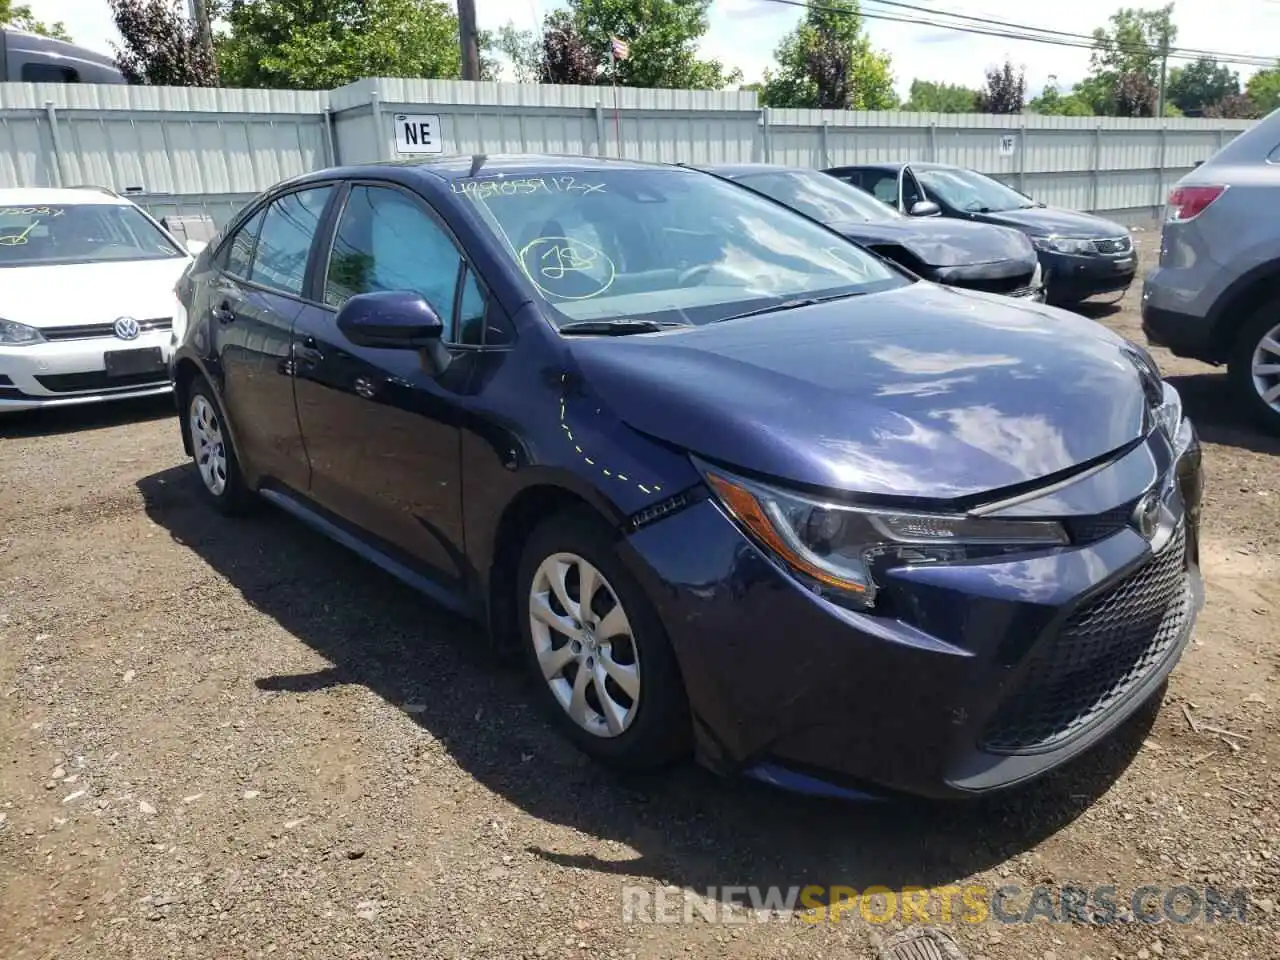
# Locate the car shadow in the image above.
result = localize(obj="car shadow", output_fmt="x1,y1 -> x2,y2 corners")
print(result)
138,464 -> 1156,900
0,394 -> 174,438
1069,299 -> 1125,321
1165,372 -> 1280,457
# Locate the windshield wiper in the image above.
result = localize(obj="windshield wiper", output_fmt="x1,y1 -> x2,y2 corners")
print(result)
716,291 -> 868,323
965,204 -> 995,213
559,319 -> 691,336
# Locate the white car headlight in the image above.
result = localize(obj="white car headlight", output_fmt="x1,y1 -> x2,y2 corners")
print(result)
0,318 -> 44,346
1032,236 -> 1094,255
1154,380 -> 1184,443
697,461 -> 1068,610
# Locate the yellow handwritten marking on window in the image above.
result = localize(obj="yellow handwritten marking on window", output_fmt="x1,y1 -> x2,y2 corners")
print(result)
0,219 -> 40,246
0,206 -> 64,218
451,176 -> 606,200
517,236 -> 616,301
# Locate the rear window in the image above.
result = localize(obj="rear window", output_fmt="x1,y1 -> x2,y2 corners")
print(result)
0,202 -> 182,267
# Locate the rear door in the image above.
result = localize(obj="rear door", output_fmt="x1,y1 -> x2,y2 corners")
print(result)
201,185 -> 335,490
291,181 -> 487,584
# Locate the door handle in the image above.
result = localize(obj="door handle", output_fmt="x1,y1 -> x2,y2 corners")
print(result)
212,300 -> 236,324
295,336 -> 324,365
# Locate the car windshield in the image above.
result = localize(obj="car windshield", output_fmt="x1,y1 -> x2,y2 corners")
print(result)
0,201 -> 183,267
730,169 -> 902,225
454,167 -> 908,328
915,167 -> 1036,213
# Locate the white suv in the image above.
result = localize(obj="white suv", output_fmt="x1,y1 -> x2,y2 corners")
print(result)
0,187 -> 200,412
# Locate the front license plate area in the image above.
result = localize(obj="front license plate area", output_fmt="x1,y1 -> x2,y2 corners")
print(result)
104,347 -> 165,378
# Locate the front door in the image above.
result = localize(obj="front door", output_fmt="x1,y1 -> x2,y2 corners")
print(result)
292,182 -> 484,585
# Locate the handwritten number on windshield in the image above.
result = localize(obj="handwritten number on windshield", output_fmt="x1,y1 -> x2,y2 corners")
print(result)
518,236 -> 616,300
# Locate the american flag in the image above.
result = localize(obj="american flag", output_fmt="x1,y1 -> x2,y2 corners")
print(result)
610,37 -> 630,60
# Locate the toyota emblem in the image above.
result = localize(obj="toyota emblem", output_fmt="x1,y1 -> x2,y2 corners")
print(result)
1131,490 -> 1161,541
113,316 -> 141,341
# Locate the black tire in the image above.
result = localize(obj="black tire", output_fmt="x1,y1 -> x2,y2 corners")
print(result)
1229,302 -> 1280,435
185,377 -> 254,515
516,507 -> 691,770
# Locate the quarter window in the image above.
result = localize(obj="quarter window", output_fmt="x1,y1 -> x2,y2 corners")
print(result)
248,186 -> 333,296
223,208 -> 264,278
323,185 -> 465,339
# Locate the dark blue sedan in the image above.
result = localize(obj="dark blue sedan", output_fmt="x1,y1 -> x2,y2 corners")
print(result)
171,155 -> 1204,800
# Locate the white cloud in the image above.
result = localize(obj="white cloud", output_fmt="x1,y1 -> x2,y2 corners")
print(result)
44,0 -> 1280,100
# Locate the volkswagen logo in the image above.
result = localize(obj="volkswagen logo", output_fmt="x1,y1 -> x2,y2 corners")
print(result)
1131,490 -> 1162,541
113,316 -> 141,341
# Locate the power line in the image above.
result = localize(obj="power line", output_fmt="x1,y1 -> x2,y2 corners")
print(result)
758,0 -> 1279,68
858,0 -> 1276,65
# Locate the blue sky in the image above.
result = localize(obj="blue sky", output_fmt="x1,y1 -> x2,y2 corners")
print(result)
32,0 -> 1280,99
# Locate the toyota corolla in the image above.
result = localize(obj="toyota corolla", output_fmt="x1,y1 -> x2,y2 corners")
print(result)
171,155 -> 1203,799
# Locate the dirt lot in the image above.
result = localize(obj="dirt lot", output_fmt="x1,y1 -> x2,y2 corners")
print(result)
2,230 -> 1278,960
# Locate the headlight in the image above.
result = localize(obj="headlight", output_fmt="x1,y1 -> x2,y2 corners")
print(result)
698,462 -> 1068,610
1154,380 -> 1183,442
1032,236 -> 1094,255
0,318 -> 44,346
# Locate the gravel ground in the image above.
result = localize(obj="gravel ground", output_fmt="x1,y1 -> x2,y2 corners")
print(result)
2,230 -> 1278,960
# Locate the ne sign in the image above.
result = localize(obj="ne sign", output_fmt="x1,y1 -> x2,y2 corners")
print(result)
394,114 -> 444,155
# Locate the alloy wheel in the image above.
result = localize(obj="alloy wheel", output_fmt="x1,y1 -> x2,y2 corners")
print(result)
528,552 -> 641,738
189,394 -> 228,496
1250,321 -> 1280,413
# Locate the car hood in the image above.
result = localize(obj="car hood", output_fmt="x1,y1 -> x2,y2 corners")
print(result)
0,258 -> 191,328
973,206 -> 1129,240
830,218 -> 1035,269
567,285 -> 1150,501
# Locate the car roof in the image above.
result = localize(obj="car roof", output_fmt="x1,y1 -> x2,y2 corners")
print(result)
292,153 -> 682,187
697,163 -> 817,177
0,186 -> 132,206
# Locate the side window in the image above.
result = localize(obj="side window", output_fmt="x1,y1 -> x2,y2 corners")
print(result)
222,208 -> 265,278
901,171 -> 924,209
457,268 -> 487,346
324,185 -> 463,339
249,186 -> 333,296
21,63 -> 79,83
866,173 -> 899,206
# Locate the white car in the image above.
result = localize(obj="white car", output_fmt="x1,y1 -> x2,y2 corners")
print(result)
0,187 -> 202,412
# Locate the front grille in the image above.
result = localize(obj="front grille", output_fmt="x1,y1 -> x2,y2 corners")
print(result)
949,272 -> 1035,296
1064,500 -> 1138,545
1092,236 -> 1133,255
41,317 -> 172,341
982,524 -> 1191,753
35,370 -> 169,393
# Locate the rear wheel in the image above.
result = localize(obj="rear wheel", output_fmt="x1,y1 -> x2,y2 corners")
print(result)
1229,301 -> 1280,435
516,509 -> 690,770
186,378 -> 254,514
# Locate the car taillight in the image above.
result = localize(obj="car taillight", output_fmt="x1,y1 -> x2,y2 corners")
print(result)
1166,185 -> 1226,222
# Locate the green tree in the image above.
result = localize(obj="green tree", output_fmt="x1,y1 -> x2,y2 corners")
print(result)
109,0 -> 219,86
1,0 -> 71,40
1204,92 -> 1258,119
1083,4 -> 1175,115
565,0 -> 739,90
1246,64 -> 1280,116
761,0 -> 895,110
902,79 -> 977,113
218,0 -> 469,89
976,59 -> 1024,114
1027,76 -> 1094,116
494,22 -> 541,83
1167,58 -> 1239,115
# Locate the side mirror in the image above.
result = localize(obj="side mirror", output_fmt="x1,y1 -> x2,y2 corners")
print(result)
186,239 -> 208,256
336,290 -> 444,350
909,200 -> 941,217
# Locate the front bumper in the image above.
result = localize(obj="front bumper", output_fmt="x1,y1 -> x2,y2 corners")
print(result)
0,333 -> 172,412
1041,249 -> 1136,303
933,261 -> 1044,301
620,422 -> 1203,799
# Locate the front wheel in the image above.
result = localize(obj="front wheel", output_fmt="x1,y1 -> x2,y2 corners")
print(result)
186,378 -> 254,514
1229,303 -> 1280,435
516,509 -> 690,770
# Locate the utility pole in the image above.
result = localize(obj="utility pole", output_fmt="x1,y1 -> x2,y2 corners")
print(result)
1155,22 -> 1170,118
458,0 -> 481,82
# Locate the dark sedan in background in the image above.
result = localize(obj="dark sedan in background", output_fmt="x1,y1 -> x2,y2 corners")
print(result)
826,161 -> 1137,307
701,163 -> 1043,300
171,154 -> 1201,801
